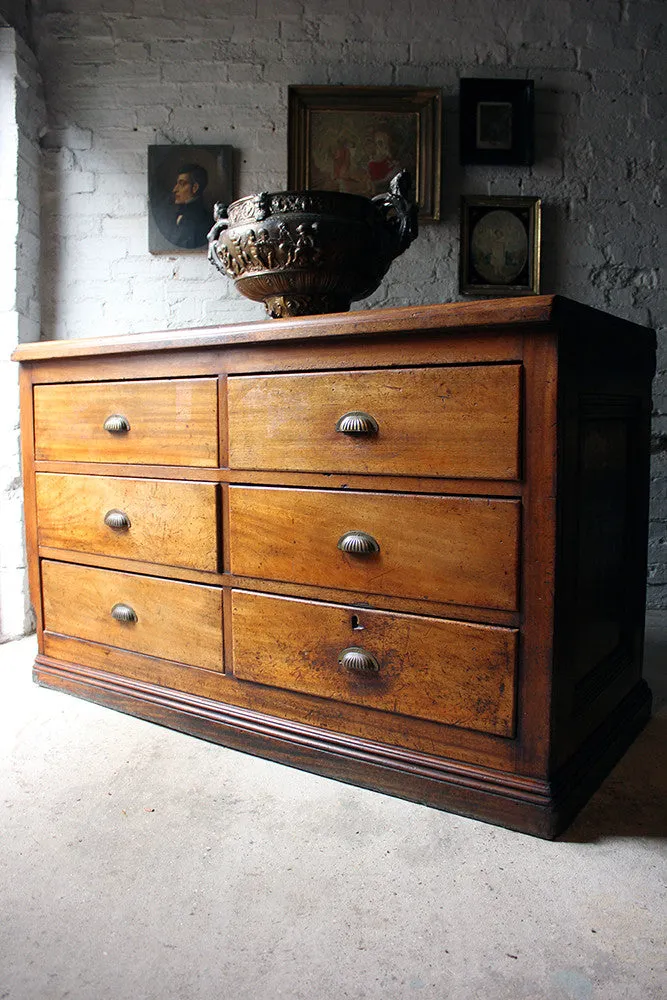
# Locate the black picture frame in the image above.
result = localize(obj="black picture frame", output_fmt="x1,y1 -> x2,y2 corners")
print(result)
459,78 -> 534,166
148,145 -> 233,254
460,195 -> 541,297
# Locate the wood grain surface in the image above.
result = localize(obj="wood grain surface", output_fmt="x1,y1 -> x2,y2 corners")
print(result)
36,474 -> 219,571
42,560 -> 223,671
35,545 -> 520,626
32,460 -> 522,497
23,332 -> 524,387
12,296 -> 561,361
231,591 -> 517,736
228,364 -> 521,480
229,486 -> 520,610
34,378 -> 219,466
11,295 -> 651,364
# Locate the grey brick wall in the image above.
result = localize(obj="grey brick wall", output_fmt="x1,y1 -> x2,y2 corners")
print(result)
25,0 -> 667,607
0,25 -> 43,641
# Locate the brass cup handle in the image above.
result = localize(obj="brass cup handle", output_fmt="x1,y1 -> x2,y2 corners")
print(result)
335,411 -> 379,435
110,603 -> 137,624
104,509 -> 131,531
339,646 -> 380,673
103,414 -> 130,434
337,530 -> 380,555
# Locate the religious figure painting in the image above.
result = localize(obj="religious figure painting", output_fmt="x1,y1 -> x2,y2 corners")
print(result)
307,111 -> 417,199
288,86 -> 442,221
148,145 -> 233,253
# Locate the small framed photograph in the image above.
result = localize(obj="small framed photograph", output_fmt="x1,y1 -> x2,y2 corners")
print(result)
459,78 -> 534,166
288,85 -> 442,221
460,195 -> 541,296
148,145 -> 233,253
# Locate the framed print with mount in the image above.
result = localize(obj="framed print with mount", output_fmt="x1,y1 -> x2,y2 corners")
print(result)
287,85 -> 442,221
460,195 -> 541,297
459,78 -> 534,166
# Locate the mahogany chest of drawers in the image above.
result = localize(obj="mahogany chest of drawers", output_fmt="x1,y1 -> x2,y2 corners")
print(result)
13,296 -> 655,838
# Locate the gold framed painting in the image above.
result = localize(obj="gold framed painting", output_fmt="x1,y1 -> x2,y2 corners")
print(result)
460,195 -> 541,296
287,85 -> 442,221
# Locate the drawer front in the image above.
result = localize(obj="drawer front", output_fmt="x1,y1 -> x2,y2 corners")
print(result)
229,487 -> 520,611
231,591 -> 517,736
227,365 -> 521,480
36,474 -> 219,571
34,378 -> 219,467
42,561 -> 223,671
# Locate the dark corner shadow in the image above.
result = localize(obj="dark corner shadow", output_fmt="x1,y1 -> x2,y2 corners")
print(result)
559,713 -> 667,843
559,625 -> 667,843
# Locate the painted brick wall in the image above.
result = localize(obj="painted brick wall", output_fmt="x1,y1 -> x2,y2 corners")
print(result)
0,25 -> 43,641
30,0 -> 667,606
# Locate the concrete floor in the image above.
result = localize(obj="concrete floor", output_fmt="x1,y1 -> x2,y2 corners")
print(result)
1,618 -> 665,1000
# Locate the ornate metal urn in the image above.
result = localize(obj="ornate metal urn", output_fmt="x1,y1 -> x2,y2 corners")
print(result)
207,171 -> 418,318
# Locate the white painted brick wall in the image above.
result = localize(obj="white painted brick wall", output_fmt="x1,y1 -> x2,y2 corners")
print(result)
25,0 -> 667,607
0,25 -> 43,641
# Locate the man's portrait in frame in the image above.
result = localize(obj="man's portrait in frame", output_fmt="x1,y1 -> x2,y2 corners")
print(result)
148,145 -> 233,253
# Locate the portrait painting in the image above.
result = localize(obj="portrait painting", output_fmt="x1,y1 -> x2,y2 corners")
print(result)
148,145 -> 233,254
288,86 -> 442,221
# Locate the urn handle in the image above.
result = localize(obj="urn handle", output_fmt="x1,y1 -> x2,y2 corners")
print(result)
372,170 -> 418,255
207,201 -> 230,274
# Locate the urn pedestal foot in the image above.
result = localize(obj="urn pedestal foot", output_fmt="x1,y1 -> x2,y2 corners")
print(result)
265,293 -> 351,318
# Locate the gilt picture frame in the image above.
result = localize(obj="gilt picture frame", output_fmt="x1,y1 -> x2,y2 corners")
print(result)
460,195 -> 541,296
459,78 -> 534,166
148,144 -> 233,254
287,85 -> 442,221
